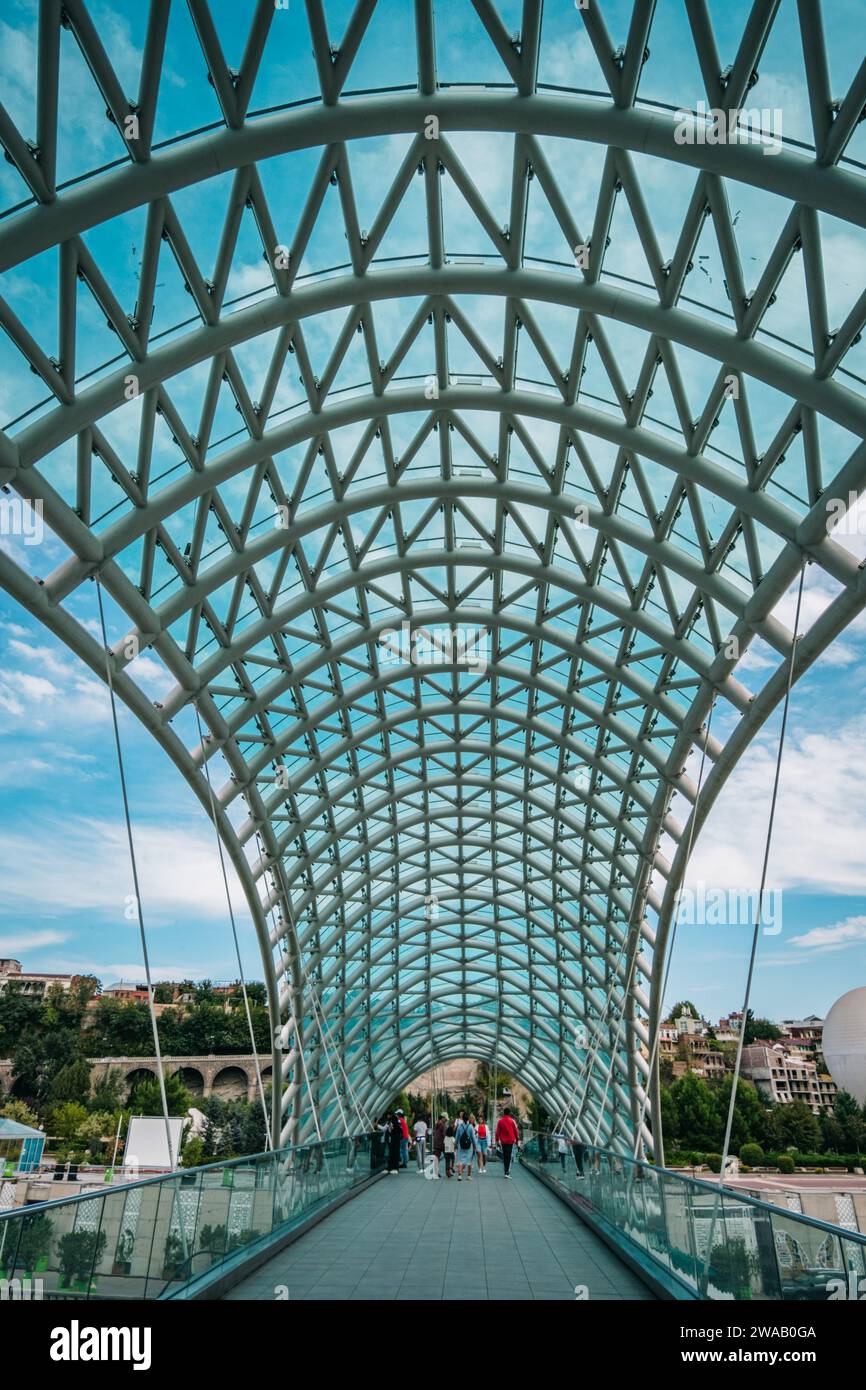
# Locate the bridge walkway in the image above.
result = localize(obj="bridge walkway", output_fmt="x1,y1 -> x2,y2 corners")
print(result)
224,1161 -> 655,1301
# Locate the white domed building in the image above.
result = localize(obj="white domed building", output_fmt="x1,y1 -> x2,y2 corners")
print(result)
822,988 -> 866,1105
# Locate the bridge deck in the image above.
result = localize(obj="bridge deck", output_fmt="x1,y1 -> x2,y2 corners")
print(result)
224,1163 -> 655,1301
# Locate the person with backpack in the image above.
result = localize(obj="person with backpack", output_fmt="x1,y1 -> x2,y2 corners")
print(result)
475,1116 -> 490,1172
455,1113 -> 477,1180
495,1108 -> 520,1179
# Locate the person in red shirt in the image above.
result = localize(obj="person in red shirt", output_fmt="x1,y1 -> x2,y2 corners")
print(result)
396,1109 -> 410,1168
495,1109 -> 520,1179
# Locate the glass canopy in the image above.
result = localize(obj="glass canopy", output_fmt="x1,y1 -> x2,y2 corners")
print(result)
1,0 -> 865,1152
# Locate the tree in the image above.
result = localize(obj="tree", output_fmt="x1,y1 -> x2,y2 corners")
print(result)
712,1076 -> 767,1152
666,1000 -> 700,1023
91,1069 -> 125,1113
49,1058 -> 93,1106
153,983 -> 174,1004
659,1084 -> 679,1146
771,1100 -> 821,1153
1,1099 -> 40,1129
671,1072 -> 717,1150
128,1073 -> 191,1116
90,999 -> 153,1055
74,1112 -> 114,1161
742,1010 -> 782,1045
834,1091 -> 866,1154
821,1113 -> 846,1154
70,975 -> 100,1006
181,1135 -> 205,1168
51,1102 -> 89,1142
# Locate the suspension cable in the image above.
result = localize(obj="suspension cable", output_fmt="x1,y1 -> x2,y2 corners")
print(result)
95,577 -> 177,1171
192,704 -> 272,1149
702,563 -> 806,1291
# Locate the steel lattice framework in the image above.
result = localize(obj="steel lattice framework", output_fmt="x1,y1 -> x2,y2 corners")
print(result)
1,0 -> 866,1153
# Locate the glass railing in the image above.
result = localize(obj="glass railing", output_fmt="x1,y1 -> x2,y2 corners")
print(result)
521,1136 -> 866,1301
0,1132 -> 386,1301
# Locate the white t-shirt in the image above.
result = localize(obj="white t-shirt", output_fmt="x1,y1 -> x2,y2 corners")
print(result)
414,1120 -> 428,1140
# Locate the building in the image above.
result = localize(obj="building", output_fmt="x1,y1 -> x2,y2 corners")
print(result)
0,958 -> 76,999
101,981 -> 150,1003
0,1116 -> 46,1174
779,1015 -> 824,1057
715,1013 -> 744,1043
740,1043 -> 837,1115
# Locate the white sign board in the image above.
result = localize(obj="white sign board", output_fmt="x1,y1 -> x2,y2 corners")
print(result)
124,1116 -> 185,1171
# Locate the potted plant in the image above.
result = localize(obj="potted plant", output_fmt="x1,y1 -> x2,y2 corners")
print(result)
57,1230 -> 107,1292
708,1237 -> 755,1299
12,1212 -> 54,1278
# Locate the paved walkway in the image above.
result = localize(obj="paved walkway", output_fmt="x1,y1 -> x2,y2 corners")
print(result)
225,1163 -> 654,1301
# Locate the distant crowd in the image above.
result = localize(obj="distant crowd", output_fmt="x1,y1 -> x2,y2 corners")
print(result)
377,1108 -> 522,1179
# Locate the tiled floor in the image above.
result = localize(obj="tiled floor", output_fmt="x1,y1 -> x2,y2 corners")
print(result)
225,1162 -> 655,1301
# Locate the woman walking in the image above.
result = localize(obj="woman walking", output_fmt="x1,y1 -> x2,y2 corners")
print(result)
455,1113 -> 477,1180
431,1114 -> 447,1179
476,1116 -> 490,1173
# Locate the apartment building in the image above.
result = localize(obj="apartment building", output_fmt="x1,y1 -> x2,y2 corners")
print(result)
740,1042 -> 837,1114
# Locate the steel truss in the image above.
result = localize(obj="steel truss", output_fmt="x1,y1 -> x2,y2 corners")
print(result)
1,0 -> 865,1154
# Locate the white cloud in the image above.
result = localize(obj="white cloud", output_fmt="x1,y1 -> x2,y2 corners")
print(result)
0,928 -> 68,953
666,711 -> 866,898
0,816 -> 252,924
790,916 -> 866,953
0,638 -> 110,727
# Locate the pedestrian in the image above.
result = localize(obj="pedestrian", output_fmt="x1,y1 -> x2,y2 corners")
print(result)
554,1128 -> 568,1173
431,1114 -> 447,1179
495,1108 -> 520,1179
443,1120 -> 456,1178
413,1113 -> 429,1173
386,1112 -> 401,1174
572,1137 -> 586,1177
396,1108 -> 410,1167
475,1116 -> 489,1173
455,1113 -> 477,1180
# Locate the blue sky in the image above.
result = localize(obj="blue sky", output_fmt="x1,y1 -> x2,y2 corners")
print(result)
1,0 -> 866,1027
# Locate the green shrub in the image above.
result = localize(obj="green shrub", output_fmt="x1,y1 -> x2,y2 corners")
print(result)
705,1153 -> 722,1173
777,1154 -> 795,1174
740,1143 -> 764,1167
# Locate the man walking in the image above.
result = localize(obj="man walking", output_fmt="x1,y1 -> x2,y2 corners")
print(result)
413,1113 -> 429,1173
495,1108 -> 520,1179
